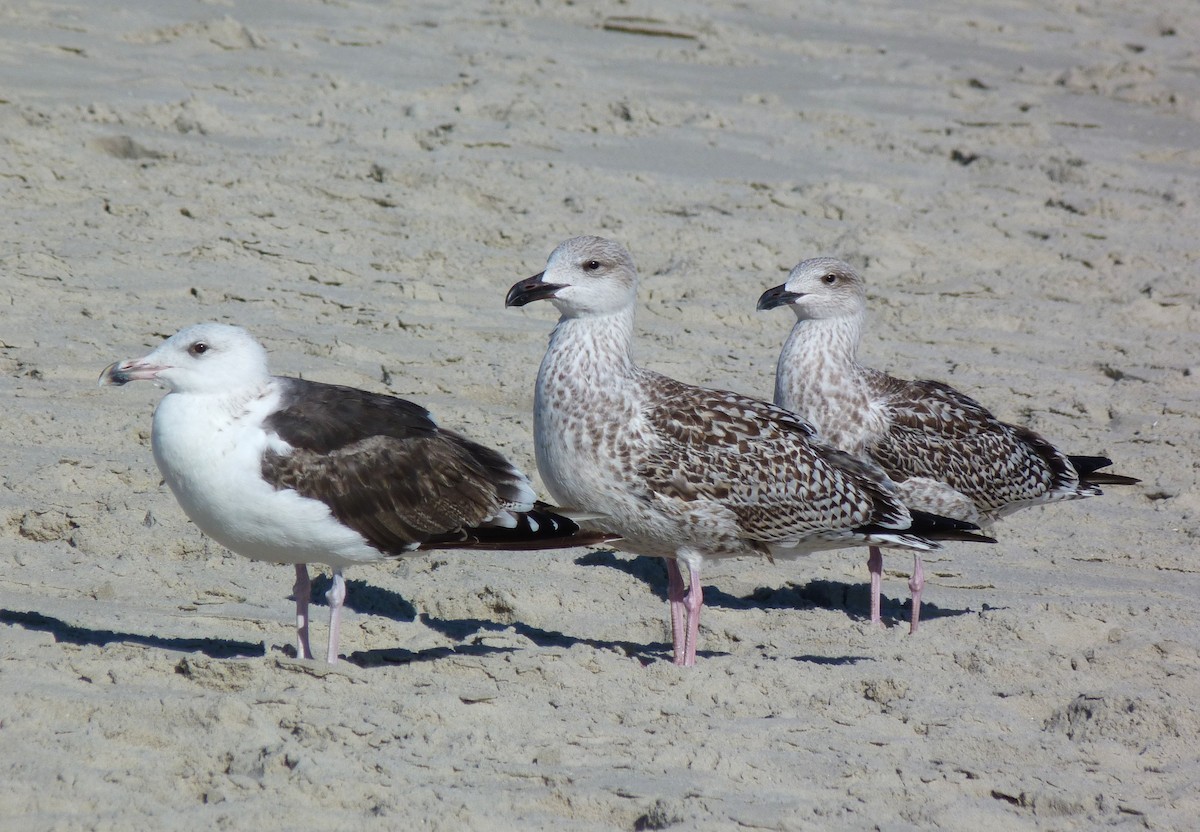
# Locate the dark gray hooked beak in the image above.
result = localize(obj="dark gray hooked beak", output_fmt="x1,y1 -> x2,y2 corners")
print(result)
505,272 -> 567,307
98,358 -> 163,387
756,284 -> 803,311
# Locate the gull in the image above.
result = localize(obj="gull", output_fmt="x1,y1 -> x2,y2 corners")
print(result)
101,323 -> 608,663
506,236 -> 991,666
759,257 -> 1139,632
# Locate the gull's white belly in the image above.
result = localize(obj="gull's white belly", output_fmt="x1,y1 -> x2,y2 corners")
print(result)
151,393 -> 383,568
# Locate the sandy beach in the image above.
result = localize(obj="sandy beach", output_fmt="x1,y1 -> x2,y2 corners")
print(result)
2,1 -> 1196,829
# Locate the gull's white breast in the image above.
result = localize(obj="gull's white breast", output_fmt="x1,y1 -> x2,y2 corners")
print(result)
150,383 -> 382,568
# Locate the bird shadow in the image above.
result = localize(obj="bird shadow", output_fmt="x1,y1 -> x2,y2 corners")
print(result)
569,552 -> 875,664
575,551 -> 673,599
574,551 -> 972,626
416,613 -> 675,665
307,574 -> 417,622
341,640 -> 518,668
4,560 -> 955,667
781,579 -> 973,625
296,573 -> 674,666
790,654 -> 869,666
0,608 -> 265,659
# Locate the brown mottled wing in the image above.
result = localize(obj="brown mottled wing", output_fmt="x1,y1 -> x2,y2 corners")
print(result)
261,378 -> 531,555
636,373 -> 909,542
867,373 -> 1079,512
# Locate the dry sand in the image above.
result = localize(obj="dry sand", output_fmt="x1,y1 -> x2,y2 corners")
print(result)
2,1 -> 1197,829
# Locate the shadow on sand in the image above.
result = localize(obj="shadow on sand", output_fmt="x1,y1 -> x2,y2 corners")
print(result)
573,550 -> 973,626
3,549 -> 965,666
0,608 -> 265,659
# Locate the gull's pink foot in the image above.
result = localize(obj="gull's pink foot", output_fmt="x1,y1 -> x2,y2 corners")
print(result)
908,554 -> 925,635
293,564 -> 314,660
681,563 -> 703,668
325,568 -> 347,664
867,546 -> 884,626
666,559 -> 688,666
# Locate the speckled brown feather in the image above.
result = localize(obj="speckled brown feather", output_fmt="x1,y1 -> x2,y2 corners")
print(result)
863,373 -> 1085,515
638,372 -> 912,543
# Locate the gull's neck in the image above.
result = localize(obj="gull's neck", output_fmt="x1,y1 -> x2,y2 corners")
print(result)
532,304 -> 639,508
542,305 -> 639,386
774,310 -> 868,443
152,381 -> 277,469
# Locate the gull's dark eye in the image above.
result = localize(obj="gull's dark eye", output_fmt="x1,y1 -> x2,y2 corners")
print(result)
189,342 -> 209,356
822,273 -> 838,285
584,260 -> 602,272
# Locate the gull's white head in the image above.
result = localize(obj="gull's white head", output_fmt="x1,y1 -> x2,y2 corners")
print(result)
757,257 -> 867,322
99,323 -> 271,395
505,235 -> 638,319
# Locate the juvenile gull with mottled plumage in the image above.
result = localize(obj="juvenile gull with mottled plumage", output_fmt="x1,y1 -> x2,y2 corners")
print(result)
506,236 -> 991,667
101,323 -> 608,663
759,257 -> 1139,632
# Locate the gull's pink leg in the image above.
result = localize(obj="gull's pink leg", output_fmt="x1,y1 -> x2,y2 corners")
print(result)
293,564 -> 314,660
325,568 -> 347,664
681,563 -> 703,667
908,554 -> 924,635
666,558 -> 687,665
867,546 -> 883,625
